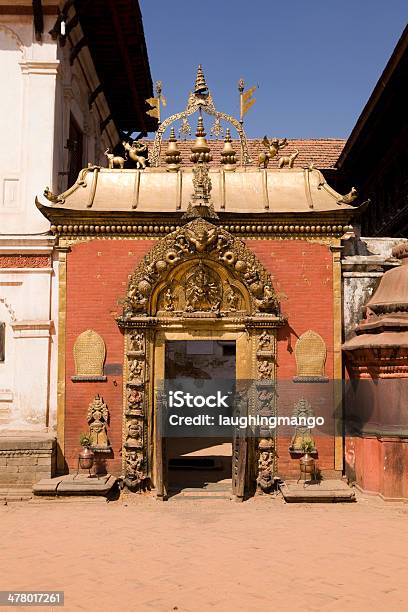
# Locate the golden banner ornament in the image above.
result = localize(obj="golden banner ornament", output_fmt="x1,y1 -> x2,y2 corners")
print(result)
240,84 -> 257,119
242,98 -> 256,115
242,85 -> 257,103
146,96 -> 160,119
146,107 -> 159,118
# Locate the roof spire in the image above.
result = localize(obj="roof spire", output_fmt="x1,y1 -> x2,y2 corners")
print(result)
194,64 -> 208,94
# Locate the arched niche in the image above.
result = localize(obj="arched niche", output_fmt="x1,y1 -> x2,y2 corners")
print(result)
122,218 -> 280,319
150,257 -> 252,317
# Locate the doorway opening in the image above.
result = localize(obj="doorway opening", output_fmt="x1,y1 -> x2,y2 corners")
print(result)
165,340 -> 236,496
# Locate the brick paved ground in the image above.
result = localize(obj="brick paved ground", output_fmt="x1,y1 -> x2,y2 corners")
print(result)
1,492 -> 408,611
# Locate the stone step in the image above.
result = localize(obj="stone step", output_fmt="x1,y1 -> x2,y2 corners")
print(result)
33,474 -> 117,496
279,479 -> 356,503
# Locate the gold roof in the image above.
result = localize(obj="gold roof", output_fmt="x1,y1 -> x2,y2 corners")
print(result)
37,66 -> 365,228
37,166 -> 358,216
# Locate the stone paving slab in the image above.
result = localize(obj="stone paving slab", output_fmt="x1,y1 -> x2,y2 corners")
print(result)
0,487 -> 33,502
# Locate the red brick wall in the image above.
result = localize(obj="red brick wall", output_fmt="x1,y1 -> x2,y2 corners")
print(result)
65,239 -> 156,473
64,238 -> 335,479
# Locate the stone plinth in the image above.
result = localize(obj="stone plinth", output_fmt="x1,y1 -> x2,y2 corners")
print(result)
33,474 -> 117,496
0,433 -> 56,486
279,479 -> 355,503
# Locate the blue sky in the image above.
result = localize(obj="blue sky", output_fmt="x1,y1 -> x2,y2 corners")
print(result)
139,0 -> 407,138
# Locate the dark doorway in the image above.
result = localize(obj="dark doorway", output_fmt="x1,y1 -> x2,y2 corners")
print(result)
67,113 -> 83,188
165,340 -> 236,496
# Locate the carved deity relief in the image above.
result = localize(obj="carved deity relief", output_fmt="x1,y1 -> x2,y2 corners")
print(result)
125,419 -> 143,449
258,360 -> 273,379
259,331 -> 271,350
123,327 -> 148,490
125,451 -> 145,486
163,287 -> 175,311
224,281 -> 240,311
87,394 -> 109,448
126,388 -> 144,416
129,331 -> 144,353
256,439 -> 277,493
128,358 -> 144,385
185,262 -> 221,312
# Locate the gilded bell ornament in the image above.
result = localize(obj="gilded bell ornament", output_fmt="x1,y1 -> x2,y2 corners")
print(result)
165,127 -> 182,172
190,115 -> 212,164
221,128 -> 236,171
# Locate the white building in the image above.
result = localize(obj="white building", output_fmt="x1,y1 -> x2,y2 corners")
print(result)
0,0 -> 154,485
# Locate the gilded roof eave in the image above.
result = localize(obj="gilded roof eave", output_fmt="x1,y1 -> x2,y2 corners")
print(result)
36,166 -> 364,224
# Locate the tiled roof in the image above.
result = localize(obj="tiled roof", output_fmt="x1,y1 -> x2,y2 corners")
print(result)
154,138 -> 345,169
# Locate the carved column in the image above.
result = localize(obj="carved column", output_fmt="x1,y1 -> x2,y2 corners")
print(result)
255,328 -> 278,493
121,324 -> 150,490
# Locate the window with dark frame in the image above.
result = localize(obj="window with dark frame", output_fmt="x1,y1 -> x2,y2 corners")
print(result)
0,322 -> 5,362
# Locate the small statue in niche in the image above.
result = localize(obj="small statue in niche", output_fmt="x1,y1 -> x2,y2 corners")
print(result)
258,360 -> 273,379
163,287 -> 175,311
87,394 -> 109,448
129,331 -> 144,352
126,419 -> 143,448
128,359 -> 144,384
224,282 -> 240,311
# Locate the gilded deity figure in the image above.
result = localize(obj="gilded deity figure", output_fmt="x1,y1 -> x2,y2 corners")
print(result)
87,395 -> 109,448
185,262 -> 221,312
225,282 -> 240,311
163,287 -> 175,311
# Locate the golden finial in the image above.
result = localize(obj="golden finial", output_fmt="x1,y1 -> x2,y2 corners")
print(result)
194,64 -> 208,94
190,114 -> 212,163
221,128 -> 236,172
165,127 -> 181,172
